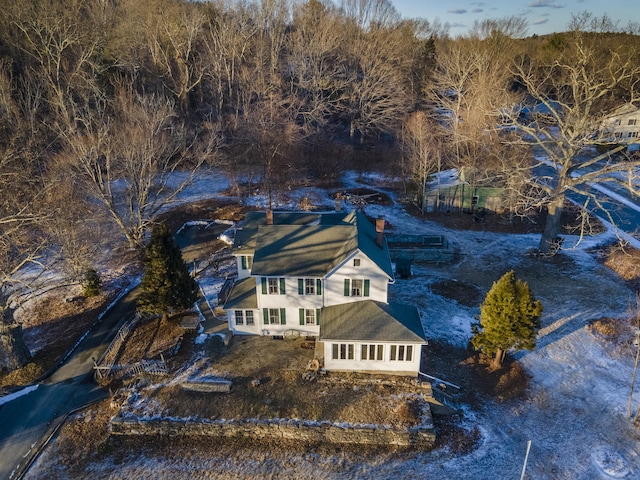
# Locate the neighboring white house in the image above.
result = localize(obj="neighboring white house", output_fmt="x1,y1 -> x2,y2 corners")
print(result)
599,103 -> 640,151
223,209 -> 427,376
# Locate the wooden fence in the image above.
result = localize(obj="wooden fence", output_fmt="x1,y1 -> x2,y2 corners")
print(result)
94,313 -> 140,381
111,359 -> 168,379
94,313 -> 169,381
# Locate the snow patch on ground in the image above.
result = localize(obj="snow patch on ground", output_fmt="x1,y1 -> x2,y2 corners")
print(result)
22,169 -> 640,479
0,384 -> 38,407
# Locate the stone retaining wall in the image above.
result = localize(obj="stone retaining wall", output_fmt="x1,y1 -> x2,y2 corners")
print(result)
110,414 -> 435,449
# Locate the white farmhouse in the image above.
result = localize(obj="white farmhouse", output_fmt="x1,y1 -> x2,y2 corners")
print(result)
599,103 -> 640,151
223,209 -> 427,376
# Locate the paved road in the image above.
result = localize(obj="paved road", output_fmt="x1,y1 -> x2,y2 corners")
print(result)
0,285 -> 140,480
535,153 -> 640,244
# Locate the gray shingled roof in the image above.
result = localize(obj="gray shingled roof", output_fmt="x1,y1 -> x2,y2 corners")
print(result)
233,210 -> 393,279
354,212 -> 394,278
251,225 -> 357,277
222,277 -> 257,309
320,301 -> 426,343
233,211 -> 350,255
243,211 -> 350,229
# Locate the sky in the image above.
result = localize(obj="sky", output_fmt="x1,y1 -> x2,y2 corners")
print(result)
391,0 -> 638,36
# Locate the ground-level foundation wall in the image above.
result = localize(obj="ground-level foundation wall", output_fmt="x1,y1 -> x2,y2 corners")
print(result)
110,415 -> 435,449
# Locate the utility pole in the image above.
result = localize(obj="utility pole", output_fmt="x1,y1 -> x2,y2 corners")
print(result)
520,440 -> 532,480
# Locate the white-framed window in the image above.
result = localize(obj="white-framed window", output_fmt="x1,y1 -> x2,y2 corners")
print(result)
351,279 -> 362,296
629,131 -> 639,138
332,343 -> 354,360
305,309 -> 316,325
298,278 -> 321,295
263,307 -> 286,325
629,119 -> 637,126
389,345 -> 414,361
236,310 -> 255,326
361,344 -> 384,361
353,258 -> 361,267
344,279 -> 370,297
305,278 -> 315,295
299,308 -> 320,326
262,277 -> 285,295
240,255 -> 253,270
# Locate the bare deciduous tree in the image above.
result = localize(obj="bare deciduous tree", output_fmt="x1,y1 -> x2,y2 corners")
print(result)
338,13 -> 413,143
430,20 -> 523,189
502,23 -> 640,253
203,1 -> 258,121
40,167 -> 108,282
59,88 -> 220,249
0,62 -> 51,322
4,0 -> 104,135
402,111 -> 443,213
287,0 -> 344,135
145,1 -> 208,113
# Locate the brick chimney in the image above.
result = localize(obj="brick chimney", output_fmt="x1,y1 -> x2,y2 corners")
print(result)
375,216 -> 385,248
266,209 -> 273,225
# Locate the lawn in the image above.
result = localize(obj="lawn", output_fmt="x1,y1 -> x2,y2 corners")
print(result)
116,331 -> 431,428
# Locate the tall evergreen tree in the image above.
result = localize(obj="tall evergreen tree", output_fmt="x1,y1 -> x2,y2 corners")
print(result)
137,223 -> 198,322
471,270 -> 543,369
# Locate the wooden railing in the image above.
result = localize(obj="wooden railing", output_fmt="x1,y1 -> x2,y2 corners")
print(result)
94,313 -> 140,381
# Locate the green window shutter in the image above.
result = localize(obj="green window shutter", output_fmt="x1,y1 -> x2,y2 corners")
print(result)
241,256 -> 247,270
298,279 -> 304,295
316,308 -> 321,325
299,308 -> 305,325
263,308 -> 268,324
364,279 -> 370,297
280,308 -> 286,325
316,279 -> 322,295
261,278 -> 267,294
344,279 -> 350,296
279,278 -> 285,294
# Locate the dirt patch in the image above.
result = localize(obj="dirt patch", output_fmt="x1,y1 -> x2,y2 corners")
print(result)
422,340 -> 530,405
599,241 -> 640,290
116,316 -> 186,365
202,335 -> 313,377
587,316 -> 638,356
435,415 -> 482,455
430,279 -> 483,307
157,200 -> 248,233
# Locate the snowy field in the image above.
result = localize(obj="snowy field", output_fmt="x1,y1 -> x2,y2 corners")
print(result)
23,170 -> 640,479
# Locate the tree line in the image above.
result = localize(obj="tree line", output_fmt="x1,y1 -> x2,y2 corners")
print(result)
1,0 -> 640,318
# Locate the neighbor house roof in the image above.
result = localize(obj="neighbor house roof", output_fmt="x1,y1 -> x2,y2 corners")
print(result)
608,103 -> 639,118
222,277 -> 257,309
233,210 -> 393,279
320,301 -> 426,343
